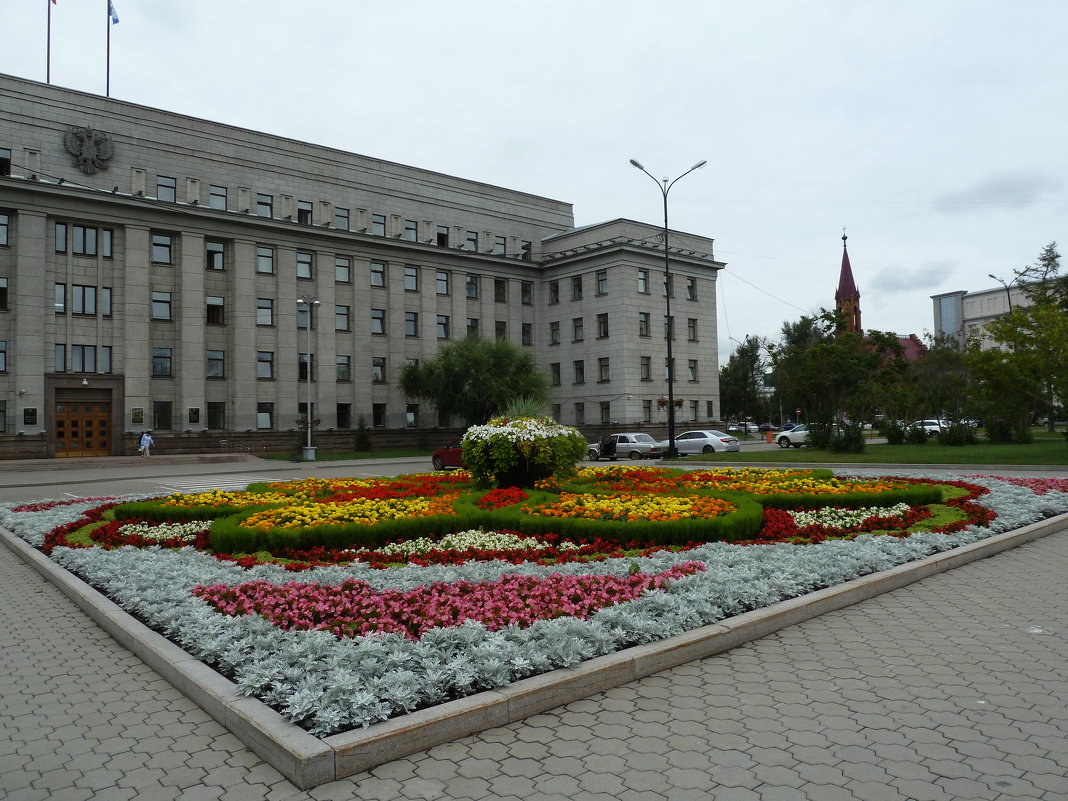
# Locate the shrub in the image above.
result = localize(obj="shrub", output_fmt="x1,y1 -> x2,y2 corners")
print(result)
939,422 -> 977,447
879,419 -> 907,445
904,425 -> 930,445
462,415 -> 587,487
828,423 -> 865,454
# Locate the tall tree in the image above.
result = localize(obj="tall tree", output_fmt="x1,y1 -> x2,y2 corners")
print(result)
398,336 -> 548,426
718,336 -> 767,424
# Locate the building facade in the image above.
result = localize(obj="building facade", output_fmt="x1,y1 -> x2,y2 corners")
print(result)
931,283 -> 1030,349
0,74 -> 723,457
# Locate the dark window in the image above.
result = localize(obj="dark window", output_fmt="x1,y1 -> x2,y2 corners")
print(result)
207,349 -> 225,378
598,357 -> 610,382
687,318 -> 698,341
638,269 -> 649,294
153,401 -> 173,430
372,403 -> 386,427
640,355 -> 651,381
466,318 -> 479,337
257,402 -> 274,430
548,281 -> 559,304
371,356 -> 386,383
0,213 -> 9,247
596,313 -> 608,339
573,360 -> 585,384
687,277 -> 697,300
572,317 -> 584,342
370,261 -> 386,287
436,271 -> 449,295
596,270 -> 608,295
257,351 -> 274,379
207,402 -> 226,429
493,235 -> 507,255
549,321 -> 560,345
336,403 -> 352,429
522,322 -> 533,346
0,148 -> 10,177
465,231 -> 478,251
639,312 -> 651,337
0,277 -> 7,311
297,200 -> 313,225
494,279 -> 507,303
336,355 -> 352,382
495,320 -> 506,340
371,308 -> 386,335
152,348 -> 172,377
298,352 -> 315,382
521,282 -> 532,306
435,225 -> 449,247
405,311 -> 418,337
206,296 -> 225,325
466,274 -> 479,298
206,240 -> 225,270
436,314 -> 450,339
335,304 -> 350,331
572,275 -> 583,300
550,362 -> 561,386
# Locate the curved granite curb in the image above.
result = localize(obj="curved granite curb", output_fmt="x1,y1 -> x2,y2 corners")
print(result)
3,512 -> 1066,789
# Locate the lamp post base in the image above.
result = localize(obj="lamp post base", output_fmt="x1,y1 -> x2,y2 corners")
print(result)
302,446 -> 317,462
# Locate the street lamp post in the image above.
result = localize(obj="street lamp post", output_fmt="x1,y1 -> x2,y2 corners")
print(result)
630,158 -> 706,458
296,295 -> 321,460
988,273 -> 1015,311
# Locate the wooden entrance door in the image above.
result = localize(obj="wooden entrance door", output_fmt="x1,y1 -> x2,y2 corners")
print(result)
55,401 -> 112,457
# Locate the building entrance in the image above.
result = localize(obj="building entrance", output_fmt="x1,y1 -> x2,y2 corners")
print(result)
54,401 -> 112,457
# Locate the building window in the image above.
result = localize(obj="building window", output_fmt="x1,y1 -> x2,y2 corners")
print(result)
255,246 -> 274,273
571,275 -> 583,300
687,277 -> 697,301
296,304 -> 313,330
335,304 -> 350,331
334,207 -> 349,230
336,354 -> 352,382
706,401 -> 715,419
638,269 -> 649,294
465,274 -> 479,298
206,239 -> 225,271
574,402 -> 585,426
688,359 -> 698,381
297,200 -> 313,225
550,362 -> 561,386
207,402 -> 226,430
207,349 -> 225,378
404,265 -> 419,291
206,295 -> 225,324
466,317 -> 479,337
152,347 -> 172,377
0,148 -> 10,176
151,233 -> 172,264
71,285 -> 97,315
521,282 -> 533,306
371,308 -> 386,335
573,360 -> 585,385
596,313 -> 608,339
101,229 -> 113,258
690,400 -> 699,421
101,287 -> 112,317
403,219 -> 418,241
151,291 -> 172,321
0,277 -> 7,311
436,314 -> 450,339
494,279 -> 507,303
520,240 -> 532,260
494,320 -> 506,340
54,283 -> 65,313
436,225 -> 449,247
572,317 -> 584,342
55,222 -> 67,252
370,261 -> 386,287
298,352 -> 315,382
54,343 -> 66,372
0,213 -> 9,247
257,351 -> 274,379
153,401 -> 173,430
337,403 -> 352,429
332,256 -> 351,283
493,235 -> 507,255
255,193 -> 273,217
405,311 -> 419,337
256,298 -> 274,326
371,356 -> 386,383
436,271 -> 450,295
600,401 -> 612,424
643,400 -> 653,422
640,355 -> 652,381
598,357 -> 610,382
156,176 -> 176,202
296,250 -> 314,279
72,225 -> 98,256
0,340 -> 7,372
465,231 -> 478,252
596,270 -> 608,295
406,404 -> 419,427
209,184 -> 227,210
687,317 -> 698,341
257,402 -> 274,430
639,312 -> 651,337
548,281 -> 560,304
522,322 -> 533,346
371,213 -> 386,236
372,403 -> 386,428
549,321 -> 560,345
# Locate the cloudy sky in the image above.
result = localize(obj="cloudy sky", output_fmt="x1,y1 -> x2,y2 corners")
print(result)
4,1 -> 1065,364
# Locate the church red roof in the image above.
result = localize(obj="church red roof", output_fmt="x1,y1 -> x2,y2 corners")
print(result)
835,236 -> 860,301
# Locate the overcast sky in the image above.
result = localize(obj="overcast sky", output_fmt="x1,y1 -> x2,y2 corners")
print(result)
5,0 -> 1066,364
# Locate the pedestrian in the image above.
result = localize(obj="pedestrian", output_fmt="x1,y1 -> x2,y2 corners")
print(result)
139,430 -> 155,457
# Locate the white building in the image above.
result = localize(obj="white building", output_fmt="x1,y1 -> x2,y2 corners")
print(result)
932,283 -> 1030,349
0,73 -> 723,458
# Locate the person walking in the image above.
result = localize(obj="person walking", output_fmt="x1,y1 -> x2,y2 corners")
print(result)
139,430 -> 155,457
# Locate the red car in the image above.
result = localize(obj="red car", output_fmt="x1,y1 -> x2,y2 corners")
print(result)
431,440 -> 465,470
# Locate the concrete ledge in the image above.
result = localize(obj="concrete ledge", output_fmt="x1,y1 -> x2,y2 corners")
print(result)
2,511 -> 1066,788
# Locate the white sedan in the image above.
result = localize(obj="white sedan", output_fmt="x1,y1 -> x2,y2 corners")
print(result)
660,429 -> 740,454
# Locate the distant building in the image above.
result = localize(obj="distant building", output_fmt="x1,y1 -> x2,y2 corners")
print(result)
931,283 -> 1030,349
0,73 -> 724,457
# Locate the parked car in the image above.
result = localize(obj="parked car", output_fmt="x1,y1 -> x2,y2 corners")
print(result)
659,429 -> 740,454
727,420 -> 758,433
780,422 -> 798,431
910,419 -> 946,437
776,424 -> 809,448
587,432 -> 665,461
758,423 -> 780,432
431,440 -> 465,470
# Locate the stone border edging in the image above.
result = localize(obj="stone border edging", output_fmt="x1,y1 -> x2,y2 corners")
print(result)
2,512 -> 1066,788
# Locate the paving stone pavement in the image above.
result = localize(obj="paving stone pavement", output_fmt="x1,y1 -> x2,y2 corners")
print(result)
1,530 -> 1066,801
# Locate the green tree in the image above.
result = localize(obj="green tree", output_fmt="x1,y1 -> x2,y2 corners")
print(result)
398,336 -> 548,426
718,336 -> 767,424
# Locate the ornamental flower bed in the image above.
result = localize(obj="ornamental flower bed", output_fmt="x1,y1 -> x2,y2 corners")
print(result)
2,467 -> 1067,738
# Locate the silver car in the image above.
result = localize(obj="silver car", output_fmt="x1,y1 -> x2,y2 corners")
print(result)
776,424 -> 809,448
661,429 -> 740,454
587,432 -> 666,461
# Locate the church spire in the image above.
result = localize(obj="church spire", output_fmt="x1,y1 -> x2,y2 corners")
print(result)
835,231 -> 862,333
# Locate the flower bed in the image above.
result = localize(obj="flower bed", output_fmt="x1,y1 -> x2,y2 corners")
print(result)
2,468 -> 1067,737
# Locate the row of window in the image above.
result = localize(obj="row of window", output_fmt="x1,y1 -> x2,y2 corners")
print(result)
552,399 -> 716,427
548,314 -> 700,344
549,357 -> 702,386
546,270 -> 699,303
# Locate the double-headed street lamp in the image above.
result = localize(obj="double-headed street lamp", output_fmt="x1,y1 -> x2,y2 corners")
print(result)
296,295 -> 321,460
988,273 -> 1016,311
629,158 -> 707,458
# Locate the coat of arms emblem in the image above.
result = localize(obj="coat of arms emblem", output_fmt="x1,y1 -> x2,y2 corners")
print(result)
64,126 -> 115,175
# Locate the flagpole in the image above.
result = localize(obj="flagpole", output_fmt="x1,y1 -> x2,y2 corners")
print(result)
106,0 -> 111,97
47,0 -> 52,84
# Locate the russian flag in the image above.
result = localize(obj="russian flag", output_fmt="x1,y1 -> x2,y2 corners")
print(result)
108,0 -> 119,24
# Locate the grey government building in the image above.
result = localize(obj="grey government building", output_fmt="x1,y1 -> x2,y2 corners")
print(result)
0,73 -> 723,458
